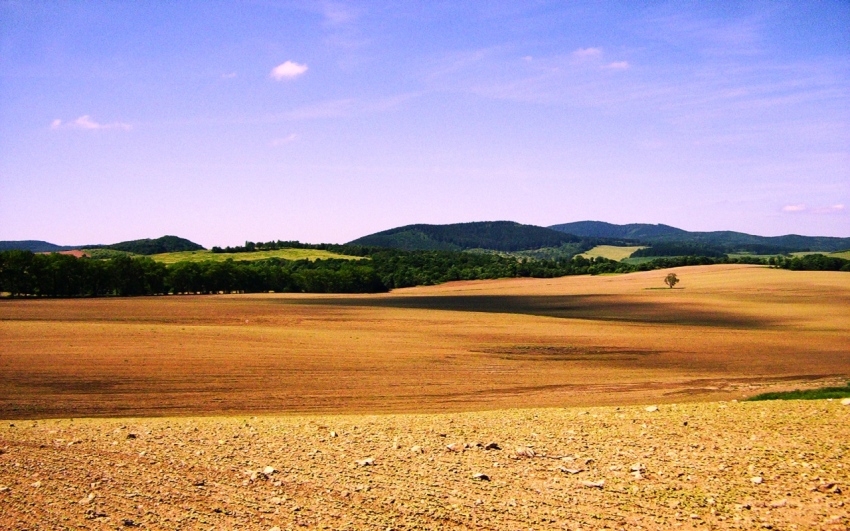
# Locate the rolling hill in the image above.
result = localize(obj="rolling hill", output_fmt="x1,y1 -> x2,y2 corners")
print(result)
0,235 -> 205,255
348,221 -> 583,252
549,221 -> 850,254
0,240 -> 76,253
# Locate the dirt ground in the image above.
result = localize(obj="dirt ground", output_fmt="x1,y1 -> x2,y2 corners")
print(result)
1,400 -> 848,530
1,265 -> 848,418
1,264 -> 849,529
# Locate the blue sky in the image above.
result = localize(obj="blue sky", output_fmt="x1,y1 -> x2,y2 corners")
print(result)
1,1 -> 848,246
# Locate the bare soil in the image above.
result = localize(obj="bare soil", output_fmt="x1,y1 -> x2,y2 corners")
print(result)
1,264 -> 849,529
1,401 -> 848,530
1,265 -> 848,418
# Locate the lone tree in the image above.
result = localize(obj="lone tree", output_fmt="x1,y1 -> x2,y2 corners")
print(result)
664,273 -> 680,289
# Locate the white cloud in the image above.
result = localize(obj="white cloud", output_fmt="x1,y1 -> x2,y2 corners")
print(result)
605,61 -> 630,70
50,115 -> 131,131
321,2 -> 357,26
571,47 -> 603,61
783,204 -> 845,214
270,134 -> 298,145
271,61 -> 308,80
812,204 -> 845,214
222,72 -> 237,79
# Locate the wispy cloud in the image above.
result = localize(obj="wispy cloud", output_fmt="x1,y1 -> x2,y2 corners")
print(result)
783,204 -> 845,214
270,61 -> 308,80
270,134 -> 298,145
320,1 -> 358,26
281,92 -> 420,121
50,115 -> 131,131
221,72 -> 237,79
571,47 -> 602,61
605,61 -> 630,70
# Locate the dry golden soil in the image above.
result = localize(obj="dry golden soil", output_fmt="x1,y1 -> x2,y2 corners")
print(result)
1,401 -> 848,530
1,265 -> 848,418
1,264 -> 849,529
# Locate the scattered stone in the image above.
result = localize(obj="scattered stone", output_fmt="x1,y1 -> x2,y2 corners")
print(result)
630,463 -> 645,472
559,467 -> 583,475
122,519 -> 140,527
329,431 -> 338,437
645,405 -> 659,412
126,433 -> 137,440
770,499 -> 787,508
446,443 -> 462,452
79,493 -> 96,505
356,458 -> 375,467
410,445 -> 423,454
483,442 -> 501,450
270,527 -> 281,531
581,480 -> 605,489
269,497 -> 283,504
472,473 -> 490,481
31,480 -> 41,488
841,398 -> 850,406
515,446 -> 535,458
0,486 -> 9,493
263,466 -> 276,475
751,476 -> 763,485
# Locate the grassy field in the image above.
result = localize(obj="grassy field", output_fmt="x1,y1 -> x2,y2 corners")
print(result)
1,264 -> 848,419
578,245 -> 645,261
789,250 -> 850,260
149,248 -> 362,264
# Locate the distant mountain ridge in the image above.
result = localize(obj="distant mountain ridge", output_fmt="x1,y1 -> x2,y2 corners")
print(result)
347,221 -> 582,252
0,235 -> 204,255
549,221 -> 850,253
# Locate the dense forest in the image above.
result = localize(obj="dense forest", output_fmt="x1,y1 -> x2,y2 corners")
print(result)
1,247 -> 845,298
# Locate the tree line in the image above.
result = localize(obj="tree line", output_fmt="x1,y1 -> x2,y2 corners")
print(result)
0,249 -> 846,298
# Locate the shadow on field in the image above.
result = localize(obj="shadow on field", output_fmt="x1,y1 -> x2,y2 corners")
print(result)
294,294 -> 775,329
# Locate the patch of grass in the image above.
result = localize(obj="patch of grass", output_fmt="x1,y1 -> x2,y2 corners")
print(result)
746,382 -> 850,401
789,251 -> 850,260
579,245 -> 646,262
150,248 -> 363,264
82,248 -> 137,259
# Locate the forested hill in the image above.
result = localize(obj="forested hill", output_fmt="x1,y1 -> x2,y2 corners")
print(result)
0,235 -> 204,255
0,240 -> 75,253
549,221 -> 850,253
90,235 -> 204,255
347,221 -> 582,252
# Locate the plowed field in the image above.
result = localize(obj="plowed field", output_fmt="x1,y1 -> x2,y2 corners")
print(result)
1,264 -> 848,418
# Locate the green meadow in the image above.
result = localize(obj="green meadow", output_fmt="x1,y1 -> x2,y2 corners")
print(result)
150,248 -> 362,264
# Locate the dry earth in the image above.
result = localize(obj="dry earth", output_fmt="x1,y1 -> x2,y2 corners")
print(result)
1,264 -> 849,529
1,401 -> 848,530
1,265 -> 848,418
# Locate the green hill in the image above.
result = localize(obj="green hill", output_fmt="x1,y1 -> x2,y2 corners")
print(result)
549,221 -> 850,254
0,240 -> 75,253
0,235 -> 205,255
348,221 -> 582,252
94,235 -> 205,255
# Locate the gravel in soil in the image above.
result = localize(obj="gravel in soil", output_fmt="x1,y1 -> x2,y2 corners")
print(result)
1,400 -> 848,530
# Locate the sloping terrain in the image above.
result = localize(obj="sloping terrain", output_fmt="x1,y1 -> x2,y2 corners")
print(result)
549,221 -> 850,253
347,221 -> 582,251
0,235 -> 205,255
1,265 -> 848,419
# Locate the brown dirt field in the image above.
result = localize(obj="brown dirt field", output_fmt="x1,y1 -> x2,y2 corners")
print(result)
1,264 -> 848,419
1,264 -> 849,530
1,401 -> 848,530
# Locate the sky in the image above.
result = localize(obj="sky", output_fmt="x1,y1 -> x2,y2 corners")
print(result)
1,1 -> 848,247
